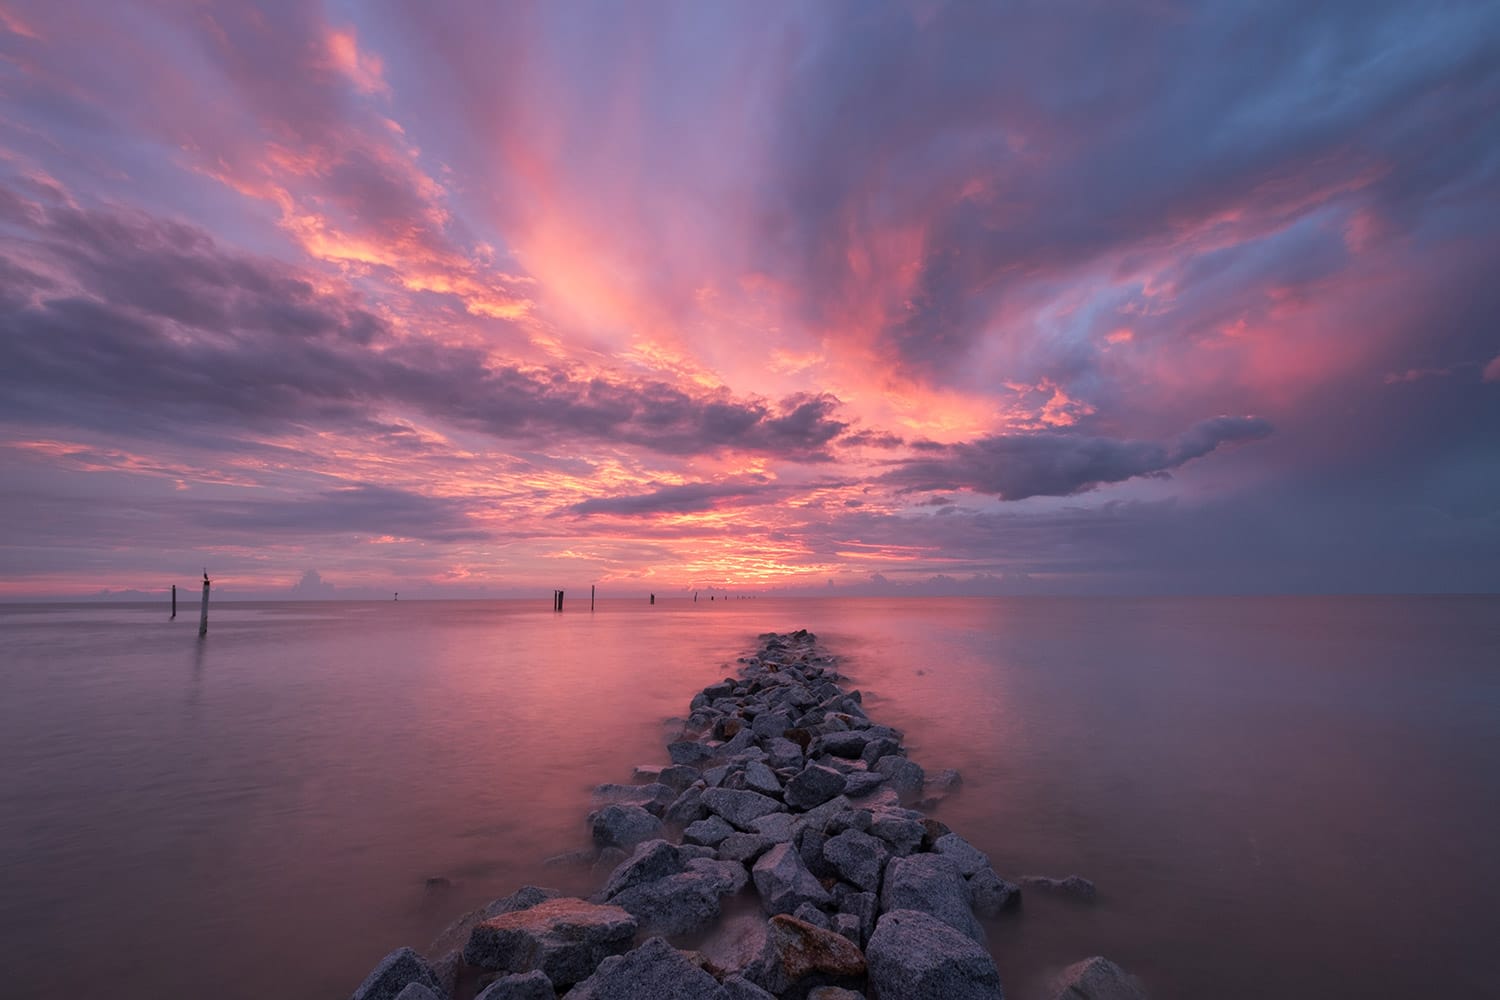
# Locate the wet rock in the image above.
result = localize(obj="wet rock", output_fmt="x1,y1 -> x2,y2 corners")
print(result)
429,887 -> 563,959
568,936 -> 729,1000
797,795 -> 855,832
748,914 -> 867,998
669,741 -> 717,766
660,765 -> 704,791
352,947 -> 445,1000
698,909 -> 770,975
688,857 -> 751,895
752,842 -> 833,915
463,897 -> 637,988
927,768 -> 963,791
797,828 -> 835,880
744,760 -> 783,796
932,833 -> 989,877
784,764 -> 847,811
752,711 -> 793,738
685,815 -> 737,847
750,812 -> 796,843
766,737 -> 805,769
866,909 -> 1003,1000
831,912 -> 862,947
872,756 -> 925,796
881,854 -> 985,943
593,782 -> 677,814
793,902 -> 832,930
598,840 -> 687,899
722,974 -> 777,1000
1021,875 -> 1097,901
394,984 -> 442,1000
609,871 -> 726,936
831,886 -> 878,947
866,810 -> 925,857
841,772 -> 887,798
822,828 -> 888,893
474,970 -> 557,1000
718,832 -> 775,863
592,803 -> 665,849
968,867 -> 1021,916
1050,956 -> 1147,1000
817,731 -> 871,759
808,989 -> 866,1000
920,818 -> 952,851
703,788 -> 786,830
859,738 -> 902,767
665,785 -> 710,826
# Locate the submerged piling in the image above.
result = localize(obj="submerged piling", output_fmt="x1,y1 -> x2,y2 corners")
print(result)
198,574 -> 210,636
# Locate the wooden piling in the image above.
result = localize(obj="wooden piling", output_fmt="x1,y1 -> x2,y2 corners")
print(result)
558,589 -> 564,612
591,584 -> 595,612
198,577 -> 210,636
171,584 -> 176,619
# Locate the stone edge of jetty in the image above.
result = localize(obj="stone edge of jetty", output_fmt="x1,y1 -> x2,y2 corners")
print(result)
350,629 -> 1148,1000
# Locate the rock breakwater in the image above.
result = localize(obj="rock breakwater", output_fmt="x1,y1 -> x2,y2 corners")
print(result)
351,629 -> 1146,1000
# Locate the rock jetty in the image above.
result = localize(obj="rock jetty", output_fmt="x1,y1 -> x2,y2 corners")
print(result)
351,629 -> 1146,1000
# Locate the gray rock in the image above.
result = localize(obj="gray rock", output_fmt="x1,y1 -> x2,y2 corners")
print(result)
703,788 -> 786,830
866,810 -> 925,856
679,843 -> 719,860
665,785 -> 710,826
669,740 -> 717,766
752,842 -> 833,915
842,772 -> 887,797
568,936 -> 729,1000
1050,956 -> 1146,1000
766,737 -> 805,769
685,815 -> 737,846
474,970 -> 557,1000
751,711 -> 793,738
593,782 -> 677,813
932,833 -> 989,877
817,731 -> 871,759
688,856 -> 750,893
463,897 -> 637,988
591,804 -> 665,849
750,812 -> 796,843
393,985 -> 442,1000
881,854 -> 985,943
927,768 -> 963,791
747,914 -> 867,998
831,912 -> 862,947
660,765 -> 704,791
784,764 -> 847,810
599,840 -> 686,900
352,946 -> 445,1000
832,885 -> 879,946
822,827 -> 889,892
698,909 -> 770,975
968,868 -> 1021,916
872,756 -> 925,796
744,760 -> 783,796
859,739 -> 902,766
429,887 -> 563,960
722,974 -> 777,1000
609,871 -> 726,936
1021,875 -> 1097,901
798,828 -> 834,880
718,832 -> 775,863
793,901 -> 832,929
808,989 -> 866,1000
797,794 -> 855,832
866,909 -> 1003,1000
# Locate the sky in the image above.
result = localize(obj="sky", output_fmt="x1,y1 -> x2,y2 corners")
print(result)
1,1 -> 1498,599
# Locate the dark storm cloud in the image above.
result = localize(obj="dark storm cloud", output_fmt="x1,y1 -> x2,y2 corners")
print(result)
765,0 -> 1500,381
0,188 -> 848,462
186,485 -> 487,542
568,481 -> 782,517
884,417 -> 1273,501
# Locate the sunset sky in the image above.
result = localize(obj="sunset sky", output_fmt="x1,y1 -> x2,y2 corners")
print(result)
2,1 -> 1497,598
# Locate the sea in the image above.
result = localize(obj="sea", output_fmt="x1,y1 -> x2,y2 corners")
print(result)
1,596 -> 1496,999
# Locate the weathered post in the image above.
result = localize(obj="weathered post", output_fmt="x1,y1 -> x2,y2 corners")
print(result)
650,593 -> 655,605
557,589 -> 564,612
171,584 -> 177,619
591,584 -> 595,612
198,572 -> 210,637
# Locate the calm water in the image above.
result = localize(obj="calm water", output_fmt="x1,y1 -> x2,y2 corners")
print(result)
1,596 -> 1496,998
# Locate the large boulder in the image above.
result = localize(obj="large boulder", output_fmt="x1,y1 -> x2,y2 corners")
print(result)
744,761 -> 783,796
351,947 -> 445,1000
474,970 -> 557,1000
593,782 -> 677,814
748,914 -> 867,998
685,815 -> 737,846
751,812 -> 796,843
463,897 -> 637,988
822,828 -> 888,893
752,842 -> 833,915
784,764 -> 847,811
665,785 -> 710,826
816,731 -> 871,759
866,809 -> 925,857
429,887 -> 562,960
880,854 -> 984,943
568,937 -> 729,1000
688,857 -> 751,895
723,974 -> 777,1000
718,832 -> 775,863
609,870 -> 726,936
591,804 -> 664,849
968,868 -> 1021,916
872,756 -> 925,796
703,788 -> 786,830
669,741 -> 717,766
932,833 -> 989,877
598,840 -> 686,900
866,909 -> 1004,1000
1049,956 -> 1147,1000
